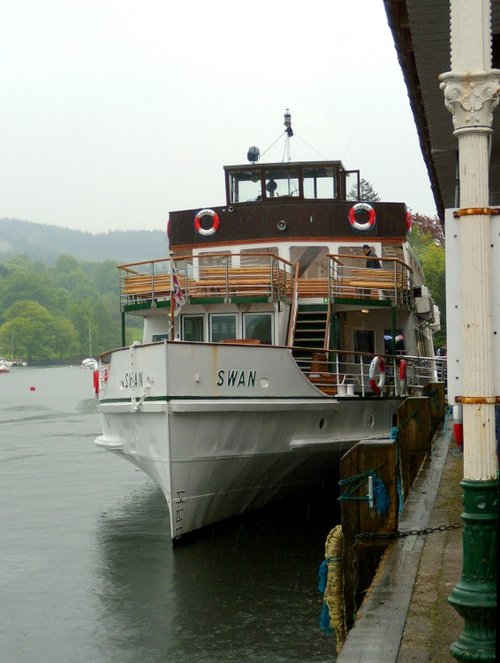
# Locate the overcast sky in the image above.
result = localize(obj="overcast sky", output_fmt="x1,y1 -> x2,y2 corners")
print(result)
0,0 -> 446,233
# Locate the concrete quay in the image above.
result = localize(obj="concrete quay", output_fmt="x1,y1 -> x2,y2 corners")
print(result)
337,425 -> 469,662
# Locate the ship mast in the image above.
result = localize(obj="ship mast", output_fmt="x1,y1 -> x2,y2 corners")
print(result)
283,109 -> 293,161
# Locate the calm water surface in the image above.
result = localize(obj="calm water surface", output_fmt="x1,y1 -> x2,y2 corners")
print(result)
1,366 -> 337,662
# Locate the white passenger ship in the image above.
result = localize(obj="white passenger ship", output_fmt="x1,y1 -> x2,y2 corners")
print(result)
95,115 -> 440,541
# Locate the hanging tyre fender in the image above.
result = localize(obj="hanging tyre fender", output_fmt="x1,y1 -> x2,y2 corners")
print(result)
369,356 -> 385,395
348,203 -> 376,231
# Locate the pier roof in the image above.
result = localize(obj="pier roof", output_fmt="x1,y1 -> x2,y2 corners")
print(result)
384,0 -> 500,221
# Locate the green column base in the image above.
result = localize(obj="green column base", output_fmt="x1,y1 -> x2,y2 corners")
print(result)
448,476 -> 498,662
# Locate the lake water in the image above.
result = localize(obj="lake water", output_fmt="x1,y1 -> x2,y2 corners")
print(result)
1,366 -> 337,662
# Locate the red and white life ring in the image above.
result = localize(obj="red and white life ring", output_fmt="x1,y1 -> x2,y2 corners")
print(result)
369,356 -> 386,395
348,203 -> 376,231
194,209 -> 220,236
93,369 -> 99,395
405,210 -> 412,232
399,358 -> 407,395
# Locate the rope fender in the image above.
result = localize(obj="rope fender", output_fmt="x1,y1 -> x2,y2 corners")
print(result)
318,525 -> 346,653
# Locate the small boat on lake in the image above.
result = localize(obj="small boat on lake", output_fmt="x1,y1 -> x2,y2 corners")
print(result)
0,359 -> 12,373
95,112 -> 442,541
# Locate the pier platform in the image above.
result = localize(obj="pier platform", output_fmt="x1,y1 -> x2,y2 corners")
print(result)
337,423 -> 465,662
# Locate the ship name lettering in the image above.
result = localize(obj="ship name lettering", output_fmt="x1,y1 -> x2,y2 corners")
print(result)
216,369 -> 256,387
123,371 -> 144,388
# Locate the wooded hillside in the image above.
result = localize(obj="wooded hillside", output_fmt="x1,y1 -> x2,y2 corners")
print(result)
0,218 -> 166,263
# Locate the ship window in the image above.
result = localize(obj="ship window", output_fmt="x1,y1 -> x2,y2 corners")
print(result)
240,247 -> 278,266
290,246 -> 329,278
210,314 -> 237,342
303,167 -> 337,199
198,252 -> 231,267
183,315 -> 205,342
265,169 -> 299,199
243,313 -> 272,344
229,170 -> 262,203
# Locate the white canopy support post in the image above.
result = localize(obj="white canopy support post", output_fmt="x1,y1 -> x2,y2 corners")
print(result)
439,1 -> 499,659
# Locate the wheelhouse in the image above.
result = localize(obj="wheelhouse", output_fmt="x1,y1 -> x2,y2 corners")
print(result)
224,161 -> 361,204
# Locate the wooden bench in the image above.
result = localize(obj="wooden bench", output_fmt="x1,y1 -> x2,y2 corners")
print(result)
298,278 -> 329,297
122,267 -> 291,300
190,266 -> 286,298
122,274 -> 172,295
347,268 -> 396,289
198,266 -> 272,279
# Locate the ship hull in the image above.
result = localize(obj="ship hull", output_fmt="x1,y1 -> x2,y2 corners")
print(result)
96,341 -> 400,540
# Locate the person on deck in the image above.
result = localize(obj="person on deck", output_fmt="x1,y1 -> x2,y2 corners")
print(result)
360,244 -> 382,297
362,244 -> 382,269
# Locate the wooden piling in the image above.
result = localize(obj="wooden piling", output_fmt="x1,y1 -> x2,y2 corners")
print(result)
338,387 -> 446,631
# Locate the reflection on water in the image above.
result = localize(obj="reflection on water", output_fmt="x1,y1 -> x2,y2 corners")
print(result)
96,483 -> 338,662
1,366 -> 337,662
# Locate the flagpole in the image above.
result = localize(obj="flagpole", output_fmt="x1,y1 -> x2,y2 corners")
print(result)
169,255 -> 175,340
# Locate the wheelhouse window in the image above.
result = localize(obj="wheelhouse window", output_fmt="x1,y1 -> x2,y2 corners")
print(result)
243,313 -> 272,344
303,167 -> 337,199
229,170 -> 261,203
183,315 -> 204,342
210,314 -> 237,342
265,169 -> 299,199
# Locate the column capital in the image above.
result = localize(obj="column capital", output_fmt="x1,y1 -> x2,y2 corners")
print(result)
439,70 -> 500,134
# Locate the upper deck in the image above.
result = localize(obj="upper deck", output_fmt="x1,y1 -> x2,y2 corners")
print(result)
167,160 -> 410,250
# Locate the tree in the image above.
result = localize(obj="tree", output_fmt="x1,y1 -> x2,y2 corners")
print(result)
0,300 -> 79,361
348,178 -> 381,202
408,213 -> 446,344
0,269 -> 60,312
410,213 -> 445,248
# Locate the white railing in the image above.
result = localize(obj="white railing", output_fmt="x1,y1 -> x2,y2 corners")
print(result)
293,347 -> 447,397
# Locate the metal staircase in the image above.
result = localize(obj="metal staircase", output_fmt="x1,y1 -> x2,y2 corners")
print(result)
292,304 -> 328,372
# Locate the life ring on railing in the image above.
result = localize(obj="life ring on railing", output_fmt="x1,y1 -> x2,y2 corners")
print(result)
348,203 -> 376,231
399,359 -> 407,395
194,209 -> 220,236
369,356 -> 385,395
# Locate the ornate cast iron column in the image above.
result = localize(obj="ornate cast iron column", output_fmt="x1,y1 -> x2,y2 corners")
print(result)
439,1 -> 499,660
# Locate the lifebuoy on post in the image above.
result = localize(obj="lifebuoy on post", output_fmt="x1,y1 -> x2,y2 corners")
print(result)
348,203 -> 376,231
369,356 -> 385,395
399,358 -> 407,396
194,209 -> 220,236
